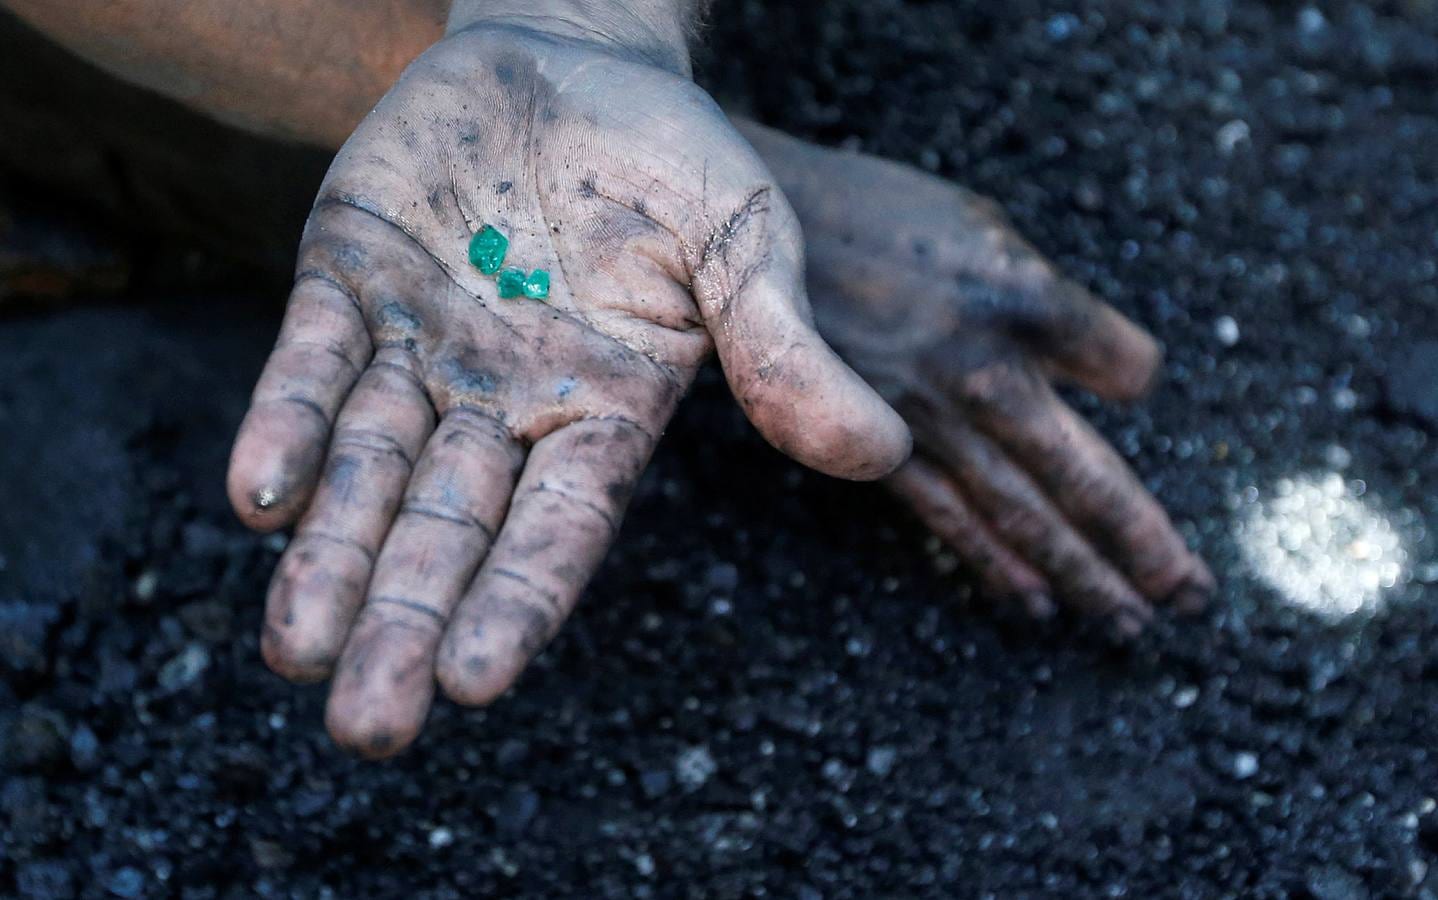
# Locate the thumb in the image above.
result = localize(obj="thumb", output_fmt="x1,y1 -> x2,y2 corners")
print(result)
690,186 -> 911,481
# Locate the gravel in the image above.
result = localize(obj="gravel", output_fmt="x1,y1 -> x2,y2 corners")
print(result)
4,0 -> 1438,896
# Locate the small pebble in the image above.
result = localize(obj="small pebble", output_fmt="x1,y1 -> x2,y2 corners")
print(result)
1046,13 -> 1080,41
639,769 -> 672,799
1233,752 -> 1259,779
495,788 -> 540,837
133,570 -> 159,603
1214,315 -> 1240,346
157,644 -> 210,693
106,867 -> 145,899
866,746 -> 899,778
675,745 -> 718,790
1298,7 -> 1327,34
69,723 -> 101,772
1216,120 -> 1250,155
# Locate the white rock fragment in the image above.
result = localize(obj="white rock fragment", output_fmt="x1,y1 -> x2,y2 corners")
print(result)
1233,752 -> 1259,780
428,827 -> 454,849
866,746 -> 899,778
1216,120 -> 1250,155
158,643 -> 210,692
1214,315 -> 1240,346
134,569 -> 160,603
676,745 -> 718,790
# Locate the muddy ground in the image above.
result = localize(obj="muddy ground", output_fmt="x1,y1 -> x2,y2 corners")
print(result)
3,0 -> 1438,896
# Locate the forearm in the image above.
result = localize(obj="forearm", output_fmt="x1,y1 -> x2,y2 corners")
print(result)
4,0 -> 707,146
4,0 -> 829,208
14,0 -> 709,161
1,0 -> 446,148
4,0 -> 836,231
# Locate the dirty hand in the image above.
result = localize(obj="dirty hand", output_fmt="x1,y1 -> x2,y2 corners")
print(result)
226,9 -> 909,757
743,125 -> 1213,633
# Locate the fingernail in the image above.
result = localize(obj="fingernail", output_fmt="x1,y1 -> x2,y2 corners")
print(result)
1021,591 -> 1057,620
1113,611 -> 1146,639
1170,582 -> 1212,615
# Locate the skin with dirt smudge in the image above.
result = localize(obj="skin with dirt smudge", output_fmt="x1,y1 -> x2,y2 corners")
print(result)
225,21 -> 909,757
742,124 -> 1214,631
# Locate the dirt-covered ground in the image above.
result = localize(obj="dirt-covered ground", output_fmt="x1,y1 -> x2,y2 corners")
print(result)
4,0 -> 1438,896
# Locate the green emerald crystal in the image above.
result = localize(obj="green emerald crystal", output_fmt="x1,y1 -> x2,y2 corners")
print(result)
523,269 -> 550,300
496,266 -> 526,299
467,224 -> 508,274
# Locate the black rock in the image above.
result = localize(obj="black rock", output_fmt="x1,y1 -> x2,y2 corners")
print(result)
494,738 -> 530,769
1305,865 -> 1369,900
3,705 -> 68,772
495,788 -> 541,837
177,599 -> 233,642
1384,341 -> 1438,430
68,723 -> 101,773
105,867 -> 145,899
0,600 -> 60,676
15,859 -> 75,900
639,769 -> 673,799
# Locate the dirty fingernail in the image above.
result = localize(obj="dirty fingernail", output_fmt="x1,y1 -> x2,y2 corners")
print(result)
1170,581 -> 1212,615
1021,591 -> 1057,619
1113,611 -> 1147,639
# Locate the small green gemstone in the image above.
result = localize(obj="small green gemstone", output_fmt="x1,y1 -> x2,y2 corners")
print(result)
467,224 -> 508,274
523,269 -> 550,300
496,267 -> 526,299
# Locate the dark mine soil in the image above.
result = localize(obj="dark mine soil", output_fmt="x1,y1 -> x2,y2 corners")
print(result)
4,0 -> 1438,897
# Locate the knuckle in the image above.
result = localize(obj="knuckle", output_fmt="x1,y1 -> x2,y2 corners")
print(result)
953,364 -> 1032,416
991,504 -> 1049,546
330,427 -> 414,470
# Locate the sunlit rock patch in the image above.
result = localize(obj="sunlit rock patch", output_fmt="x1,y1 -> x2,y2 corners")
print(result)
1233,472 -> 1409,620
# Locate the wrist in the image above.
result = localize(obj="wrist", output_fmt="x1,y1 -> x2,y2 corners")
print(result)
446,0 -> 700,77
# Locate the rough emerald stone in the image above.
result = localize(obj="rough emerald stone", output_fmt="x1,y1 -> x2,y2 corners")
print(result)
496,267 -> 526,299
468,224 -> 508,274
523,269 -> 550,300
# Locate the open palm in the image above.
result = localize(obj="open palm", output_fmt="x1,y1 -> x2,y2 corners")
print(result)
226,25 -> 908,757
